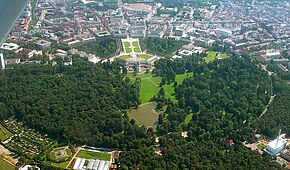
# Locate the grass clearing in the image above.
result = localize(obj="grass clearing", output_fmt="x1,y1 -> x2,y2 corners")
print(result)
76,150 -> 111,161
0,124 -> 12,141
140,79 -> 160,103
119,55 -> 130,60
185,113 -> 193,124
137,54 -> 152,60
129,72 -> 192,104
0,158 -> 14,170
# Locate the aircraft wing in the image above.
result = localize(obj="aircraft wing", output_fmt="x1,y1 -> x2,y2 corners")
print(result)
0,0 -> 29,45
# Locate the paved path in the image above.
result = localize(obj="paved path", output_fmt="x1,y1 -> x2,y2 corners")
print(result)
259,95 -> 276,118
66,147 -> 80,169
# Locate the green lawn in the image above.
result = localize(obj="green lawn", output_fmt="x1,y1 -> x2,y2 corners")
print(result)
0,158 -> 14,170
175,73 -> 193,84
140,79 -> 160,103
219,54 -> 229,59
51,161 -> 70,168
134,47 -> 141,53
207,51 -> 219,57
0,124 -> 12,141
76,150 -> 111,161
130,73 -> 192,104
125,48 -> 132,53
137,54 -> 152,60
119,55 -> 130,60
123,42 -> 131,48
185,113 -> 193,124
132,41 -> 139,47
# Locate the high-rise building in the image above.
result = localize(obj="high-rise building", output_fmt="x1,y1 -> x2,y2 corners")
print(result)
0,53 -> 5,70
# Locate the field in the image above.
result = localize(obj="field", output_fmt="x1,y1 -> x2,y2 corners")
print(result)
125,48 -> 132,53
132,42 -> 139,47
48,146 -> 72,163
0,124 -> 12,141
129,72 -> 193,104
204,51 -> 229,63
134,47 -> 141,53
123,42 -> 131,48
51,161 -> 70,168
137,54 -> 152,60
0,158 -> 14,170
76,150 -> 111,161
128,102 -> 158,130
119,55 -> 130,60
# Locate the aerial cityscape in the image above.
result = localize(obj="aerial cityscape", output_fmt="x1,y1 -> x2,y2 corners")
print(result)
0,0 -> 289,169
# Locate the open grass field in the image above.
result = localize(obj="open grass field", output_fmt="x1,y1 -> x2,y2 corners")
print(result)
140,79 -> 160,103
125,48 -> 132,53
137,54 -> 152,60
129,72 -> 192,104
0,158 -> 14,170
76,150 -> 111,161
123,42 -> 131,48
119,55 -> 130,60
48,146 -> 72,163
0,124 -> 12,141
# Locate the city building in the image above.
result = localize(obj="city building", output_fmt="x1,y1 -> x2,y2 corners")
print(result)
35,40 -> 52,50
0,43 -> 20,51
264,130 -> 287,156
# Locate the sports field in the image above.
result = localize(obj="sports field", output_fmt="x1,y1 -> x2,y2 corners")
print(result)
76,150 -> 111,161
0,124 -> 12,141
0,158 -> 14,170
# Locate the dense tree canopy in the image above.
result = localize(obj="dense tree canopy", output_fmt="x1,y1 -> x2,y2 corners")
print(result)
76,38 -> 117,58
0,59 -> 154,149
118,55 -> 282,169
141,37 -> 186,57
0,55 -> 286,169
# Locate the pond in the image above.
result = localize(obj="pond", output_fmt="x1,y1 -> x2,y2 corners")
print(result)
128,102 -> 158,130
